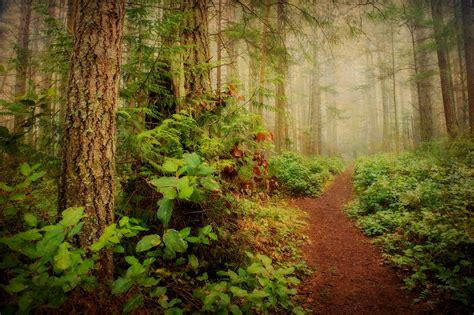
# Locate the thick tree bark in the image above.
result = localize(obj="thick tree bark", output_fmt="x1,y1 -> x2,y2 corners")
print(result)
461,0 -> 474,135
58,0 -> 125,279
13,0 -> 32,132
431,0 -> 459,138
182,0 -> 211,97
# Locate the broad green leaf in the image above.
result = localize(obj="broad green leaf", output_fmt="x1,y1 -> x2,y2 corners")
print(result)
9,192 -> 26,201
179,227 -> 191,238
162,159 -> 180,173
150,286 -> 167,297
123,293 -> 144,314
197,165 -> 215,176
17,229 -> 42,241
5,276 -> 27,293
28,171 -> 46,182
177,176 -> 194,199
247,263 -> 265,275
188,254 -> 199,269
248,289 -> 269,300
163,229 -> 188,253
230,286 -> 248,297
200,177 -> 220,192
157,198 -> 173,227
24,213 -> 38,227
111,277 -> 133,295
54,243 -> 72,270
59,207 -> 84,227
37,225 -> 65,257
125,255 -> 140,266
0,182 -> 14,192
150,177 -> 177,189
136,234 -> 162,252
183,152 -> 201,169
20,163 -> 31,176
229,304 -> 243,315
67,222 -> 84,238
257,254 -> 272,268
119,216 -> 129,226
160,187 -> 177,199
137,276 -> 159,287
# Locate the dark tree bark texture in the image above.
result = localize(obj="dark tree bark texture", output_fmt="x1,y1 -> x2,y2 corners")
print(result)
58,0 -> 125,279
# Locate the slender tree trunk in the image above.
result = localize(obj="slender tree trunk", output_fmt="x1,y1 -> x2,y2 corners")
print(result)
58,0 -> 125,280
308,44 -> 321,155
431,0 -> 459,138
411,17 -> 435,141
216,0 -> 222,93
390,26 -> 400,152
182,0 -> 211,98
257,0 -> 270,117
274,1 -> 288,152
454,0 -> 469,128
14,0 -> 32,133
462,0 -> 474,135
366,43 -> 379,153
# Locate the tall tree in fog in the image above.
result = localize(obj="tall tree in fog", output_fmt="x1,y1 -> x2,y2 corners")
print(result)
406,0 -> 434,141
58,0 -> 126,278
182,0 -> 211,97
274,0 -> 289,152
461,0 -> 474,134
13,0 -> 32,132
431,0 -> 459,137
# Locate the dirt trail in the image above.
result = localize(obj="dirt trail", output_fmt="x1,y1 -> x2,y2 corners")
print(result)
295,169 -> 421,315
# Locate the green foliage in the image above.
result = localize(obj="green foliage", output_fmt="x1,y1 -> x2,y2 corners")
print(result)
194,252 -> 301,314
348,141 -> 474,306
0,207 -> 96,313
0,163 -> 55,220
269,152 -> 344,197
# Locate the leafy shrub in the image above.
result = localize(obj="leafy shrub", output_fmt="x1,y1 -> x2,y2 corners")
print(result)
269,152 -> 344,197
349,141 -> 474,307
194,252 -> 303,314
0,208 -> 96,313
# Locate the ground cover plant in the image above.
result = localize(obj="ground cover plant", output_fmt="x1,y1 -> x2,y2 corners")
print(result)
347,140 -> 474,309
269,152 -> 344,197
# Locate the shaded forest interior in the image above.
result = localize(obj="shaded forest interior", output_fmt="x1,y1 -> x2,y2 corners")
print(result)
0,0 -> 473,314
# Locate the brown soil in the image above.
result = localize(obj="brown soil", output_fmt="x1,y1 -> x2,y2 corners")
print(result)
294,169 -> 424,315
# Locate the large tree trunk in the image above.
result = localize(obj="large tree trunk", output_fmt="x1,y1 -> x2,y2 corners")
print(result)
13,0 -> 32,132
274,1 -> 289,152
462,0 -> 474,135
431,0 -> 459,138
58,0 -> 125,279
182,0 -> 211,98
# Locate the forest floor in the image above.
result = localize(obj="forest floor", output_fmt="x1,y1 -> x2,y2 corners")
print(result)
294,169 -> 426,315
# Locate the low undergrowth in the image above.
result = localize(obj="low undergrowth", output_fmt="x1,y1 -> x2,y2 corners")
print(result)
0,104 -> 322,314
347,140 -> 473,310
269,152 -> 344,197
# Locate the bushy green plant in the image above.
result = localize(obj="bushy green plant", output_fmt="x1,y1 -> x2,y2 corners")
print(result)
0,207 -> 96,313
269,152 -> 344,197
194,252 -> 303,314
349,142 -> 474,307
